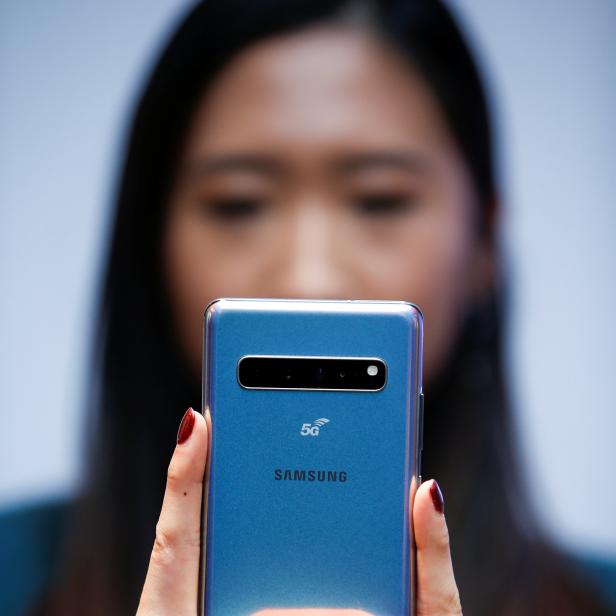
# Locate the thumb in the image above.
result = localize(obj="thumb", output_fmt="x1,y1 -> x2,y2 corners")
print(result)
137,408 -> 209,616
413,479 -> 462,616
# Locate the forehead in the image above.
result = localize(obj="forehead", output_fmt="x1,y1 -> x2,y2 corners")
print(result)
183,26 -> 456,158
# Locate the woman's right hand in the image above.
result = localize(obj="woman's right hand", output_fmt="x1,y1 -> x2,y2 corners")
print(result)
136,408 -> 462,616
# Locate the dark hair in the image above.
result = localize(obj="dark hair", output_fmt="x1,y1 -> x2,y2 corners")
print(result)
37,1 -> 606,614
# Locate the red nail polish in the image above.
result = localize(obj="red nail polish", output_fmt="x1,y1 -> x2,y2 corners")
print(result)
177,407 -> 196,444
430,479 -> 445,514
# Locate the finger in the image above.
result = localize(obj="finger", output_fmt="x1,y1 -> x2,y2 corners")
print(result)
413,479 -> 462,616
137,408 -> 208,616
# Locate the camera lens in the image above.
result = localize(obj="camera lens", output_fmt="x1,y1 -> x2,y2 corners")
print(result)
316,366 -> 326,380
285,368 -> 293,381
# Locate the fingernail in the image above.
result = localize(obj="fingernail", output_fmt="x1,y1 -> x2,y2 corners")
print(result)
177,407 -> 196,444
430,479 -> 445,514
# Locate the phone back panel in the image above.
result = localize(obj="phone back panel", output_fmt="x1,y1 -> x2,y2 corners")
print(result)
201,298 -> 423,616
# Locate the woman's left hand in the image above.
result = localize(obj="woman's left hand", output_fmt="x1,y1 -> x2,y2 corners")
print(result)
136,408 -> 461,616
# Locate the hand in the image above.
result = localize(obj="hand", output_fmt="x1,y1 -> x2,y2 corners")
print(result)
136,408 -> 462,616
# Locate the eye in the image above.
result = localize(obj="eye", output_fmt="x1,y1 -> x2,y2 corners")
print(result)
353,193 -> 415,216
200,197 -> 266,222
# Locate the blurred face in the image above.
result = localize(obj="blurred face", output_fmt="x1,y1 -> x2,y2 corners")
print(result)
164,26 -> 492,385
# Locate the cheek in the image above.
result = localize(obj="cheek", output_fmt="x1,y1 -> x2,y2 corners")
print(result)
163,207 -> 273,376
407,219 -> 476,384
163,206 -> 253,375
410,258 -> 469,385
357,206 -> 476,385
163,213 -> 207,376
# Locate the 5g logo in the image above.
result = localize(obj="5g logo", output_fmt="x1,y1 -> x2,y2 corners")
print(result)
300,418 -> 330,436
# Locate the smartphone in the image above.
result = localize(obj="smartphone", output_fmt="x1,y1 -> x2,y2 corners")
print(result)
199,298 -> 424,616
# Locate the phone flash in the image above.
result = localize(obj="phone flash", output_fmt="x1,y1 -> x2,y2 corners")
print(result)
367,364 -> 379,376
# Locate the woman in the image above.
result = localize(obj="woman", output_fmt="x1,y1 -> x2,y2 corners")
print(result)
16,0 -> 611,614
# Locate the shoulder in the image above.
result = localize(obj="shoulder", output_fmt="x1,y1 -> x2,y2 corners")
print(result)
0,497 -> 72,616
568,550 -> 616,614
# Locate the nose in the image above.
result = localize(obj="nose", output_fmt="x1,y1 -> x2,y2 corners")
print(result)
266,201 -> 350,300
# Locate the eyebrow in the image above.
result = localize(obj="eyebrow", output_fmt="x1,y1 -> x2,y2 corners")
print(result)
335,151 -> 432,175
184,155 -> 282,178
183,150 -> 432,180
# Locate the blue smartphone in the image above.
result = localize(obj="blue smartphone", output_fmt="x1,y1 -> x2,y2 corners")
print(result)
199,298 -> 424,616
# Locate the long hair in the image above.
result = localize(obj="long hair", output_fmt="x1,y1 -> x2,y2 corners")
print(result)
36,1 -> 607,614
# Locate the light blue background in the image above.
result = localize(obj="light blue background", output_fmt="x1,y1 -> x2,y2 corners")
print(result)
1,0 -> 615,557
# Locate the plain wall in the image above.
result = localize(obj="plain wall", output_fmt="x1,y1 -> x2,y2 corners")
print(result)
1,0 -> 614,556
